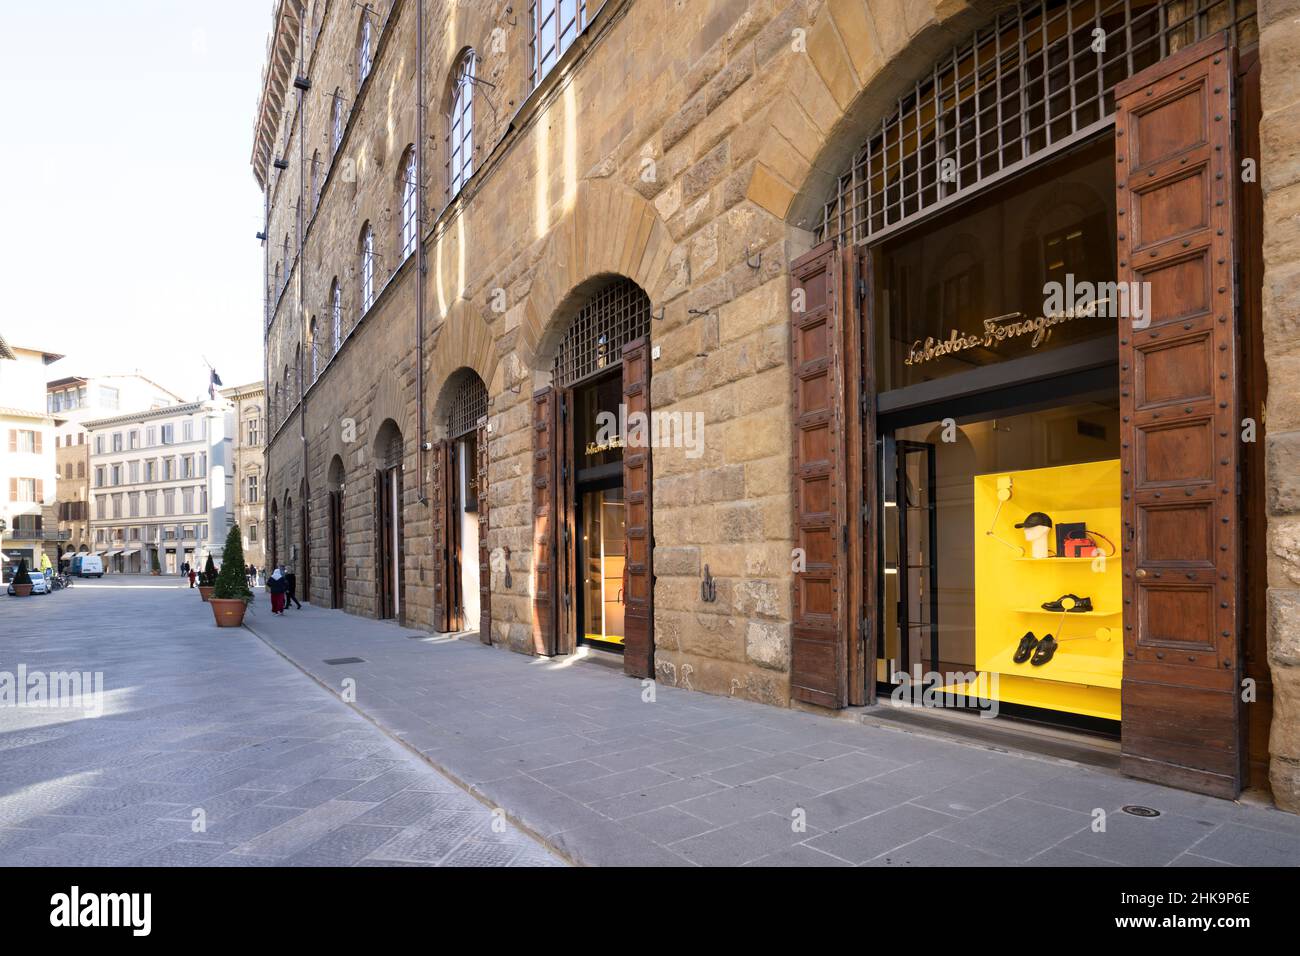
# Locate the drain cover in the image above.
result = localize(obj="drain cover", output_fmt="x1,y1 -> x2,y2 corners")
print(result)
1122,805 -> 1161,818
323,657 -> 365,665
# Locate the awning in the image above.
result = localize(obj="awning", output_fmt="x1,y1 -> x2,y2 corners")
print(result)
106,550 -> 123,557
121,549 -> 140,557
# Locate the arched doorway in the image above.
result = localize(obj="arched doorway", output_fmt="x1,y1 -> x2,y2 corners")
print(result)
531,274 -> 654,678
299,477 -> 310,604
327,455 -> 346,609
432,370 -> 489,638
269,499 -> 279,570
373,419 -> 404,622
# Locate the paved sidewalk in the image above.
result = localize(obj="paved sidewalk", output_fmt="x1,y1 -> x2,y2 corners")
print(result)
244,600 -> 1300,867
0,578 -> 559,867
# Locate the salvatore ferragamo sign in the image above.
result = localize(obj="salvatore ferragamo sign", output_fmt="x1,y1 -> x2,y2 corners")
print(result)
903,279 -> 1148,367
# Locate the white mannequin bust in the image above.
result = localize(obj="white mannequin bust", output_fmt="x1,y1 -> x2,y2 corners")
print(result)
1023,524 -> 1050,559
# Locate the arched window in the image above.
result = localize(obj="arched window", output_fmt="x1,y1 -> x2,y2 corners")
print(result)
400,146 -> 418,259
360,224 -> 375,314
530,0 -> 587,87
283,366 -> 291,409
310,150 -> 320,212
357,9 -> 373,84
282,234 -> 291,290
331,89 -> 344,154
331,278 -> 342,351
447,51 -> 476,199
309,317 -> 319,381
294,346 -> 302,402
554,277 -> 651,387
273,384 -> 281,425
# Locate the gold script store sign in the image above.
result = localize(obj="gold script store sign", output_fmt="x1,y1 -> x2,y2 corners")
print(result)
904,307 -> 1099,367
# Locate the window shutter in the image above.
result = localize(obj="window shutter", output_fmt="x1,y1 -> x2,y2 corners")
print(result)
622,337 -> 654,679
8,478 -> 16,501
431,439 -> 451,632
34,431 -> 42,455
1114,32 -> 1242,798
789,241 -> 851,709
7,430 -> 14,454
36,479 -> 44,502
531,387 -> 559,656
477,417 -> 492,645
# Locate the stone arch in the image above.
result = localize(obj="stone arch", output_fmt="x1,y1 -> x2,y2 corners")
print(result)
327,454 -> 346,491
373,418 -> 404,470
367,367 -> 409,464
743,0 -> 1008,229
516,179 -> 675,380
428,299 -> 496,427
432,365 -> 490,441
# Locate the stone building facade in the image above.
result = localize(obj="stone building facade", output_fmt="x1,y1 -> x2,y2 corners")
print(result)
221,381 -> 268,570
254,0 -> 1300,809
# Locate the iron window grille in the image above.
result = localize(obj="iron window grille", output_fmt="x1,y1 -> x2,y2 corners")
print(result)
358,11 -> 373,85
448,374 -> 489,439
818,0 -> 1257,245
331,280 -> 342,351
401,148 -> 418,259
447,52 -> 476,199
553,277 -> 650,388
530,0 -> 588,87
331,90 -> 344,154
360,225 -> 375,314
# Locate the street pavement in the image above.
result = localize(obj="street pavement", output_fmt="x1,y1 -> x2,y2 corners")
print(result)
240,594 -> 1300,867
0,577 -> 561,866
5,577 -> 1300,867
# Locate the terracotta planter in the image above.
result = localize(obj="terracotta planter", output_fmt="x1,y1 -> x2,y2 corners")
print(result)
210,598 -> 248,628
198,586 -> 215,602
13,584 -> 32,597
151,570 -> 160,576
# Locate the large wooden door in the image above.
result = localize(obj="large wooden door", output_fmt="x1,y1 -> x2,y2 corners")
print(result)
1114,32 -> 1242,798
374,469 -> 393,620
447,441 -> 464,632
789,241 -> 851,709
328,490 -> 344,609
622,337 -> 654,679
431,439 -> 451,632
477,416 -> 491,645
531,387 -> 559,656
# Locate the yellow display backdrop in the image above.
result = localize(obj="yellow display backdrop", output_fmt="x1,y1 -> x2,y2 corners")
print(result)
970,459 -> 1122,721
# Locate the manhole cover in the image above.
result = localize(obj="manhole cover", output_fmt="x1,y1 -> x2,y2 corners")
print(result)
1121,805 -> 1161,818
323,657 -> 365,665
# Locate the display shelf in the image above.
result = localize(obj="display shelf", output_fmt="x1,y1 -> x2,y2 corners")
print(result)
1012,556 -> 1104,563
1012,606 -> 1120,617
980,636 -> 1120,689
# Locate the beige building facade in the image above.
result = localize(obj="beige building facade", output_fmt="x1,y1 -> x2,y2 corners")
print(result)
254,0 -> 1300,809
222,381 -> 268,570
0,331 -> 61,576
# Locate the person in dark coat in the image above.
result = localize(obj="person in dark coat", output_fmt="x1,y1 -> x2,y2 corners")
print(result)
285,566 -> 302,609
267,568 -> 287,614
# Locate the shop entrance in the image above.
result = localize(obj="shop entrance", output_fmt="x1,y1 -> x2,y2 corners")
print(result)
531,275 -> 654,678
373,420 -> 404,623
432,371 -> 489,639
327,455 -> 345,609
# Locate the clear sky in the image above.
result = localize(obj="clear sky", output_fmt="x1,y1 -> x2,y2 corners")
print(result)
0,0 -> 271,402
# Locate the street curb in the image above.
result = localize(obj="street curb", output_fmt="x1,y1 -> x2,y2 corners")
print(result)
239,616 -> 580,867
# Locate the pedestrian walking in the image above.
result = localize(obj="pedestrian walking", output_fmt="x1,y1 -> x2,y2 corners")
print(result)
285,566 -> 302,609
267,568 -> 287,614
188,568 -> 197,588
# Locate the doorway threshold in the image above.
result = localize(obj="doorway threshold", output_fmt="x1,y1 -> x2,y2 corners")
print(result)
850,699 -> 1121,771
567,644 -> 626,671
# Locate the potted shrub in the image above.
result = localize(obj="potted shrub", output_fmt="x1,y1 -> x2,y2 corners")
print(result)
11,559 -> 33,597
210,526 -> 252,628
150,550 -> 161,576
197,554 -> 218,602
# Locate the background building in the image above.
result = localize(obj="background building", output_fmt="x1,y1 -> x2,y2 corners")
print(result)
47,373 -> 183,566
83,401 -> 236,574
0,331 -> 62,578
221,381 -> 267,569
252,0 -> 1300,810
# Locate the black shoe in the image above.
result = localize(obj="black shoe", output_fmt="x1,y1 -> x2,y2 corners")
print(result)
1041,594 -> 1073,612
1031,634 -> 1058,666
1068,596 -> 1093,613
1013,632 -> 1039,664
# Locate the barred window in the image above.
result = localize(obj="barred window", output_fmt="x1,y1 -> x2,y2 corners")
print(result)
553,277 -> 650,388
309,317 -> 319,381
331,89 -> 344,154
360,224 -> 375,314
331,278 -> 342,350
447,51 -> 476,199
447,372 -> 488,439
357,10 -> 373,84
401,147 -> 418,259
530,0 -> 587,87
818,0 -> 1257,245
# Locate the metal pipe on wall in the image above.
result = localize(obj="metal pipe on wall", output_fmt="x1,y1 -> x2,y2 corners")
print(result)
415,0 -> 428,506
297,6 -> 309,585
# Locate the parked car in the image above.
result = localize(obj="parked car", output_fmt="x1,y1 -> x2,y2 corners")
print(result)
73,554 -> 104,578
7,567 -> 50,595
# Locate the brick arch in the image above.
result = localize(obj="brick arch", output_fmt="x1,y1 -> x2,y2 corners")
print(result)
428,299 -> 496,438
743,0 -> 1004,229
516,179 -> 675,377
367,367 -> 409,464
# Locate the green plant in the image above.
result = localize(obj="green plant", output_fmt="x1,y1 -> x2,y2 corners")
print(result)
201,554 -> 218,587
13,559 -> 32,587
213,526 -> 252,601
151,550 -> 161,573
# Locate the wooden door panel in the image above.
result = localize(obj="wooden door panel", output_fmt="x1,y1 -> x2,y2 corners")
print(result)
431,439 -> 451,632
622,337 -> 654,679
1115,32 -> 1241,798
532,387 -> 558,656
477,417 -> 491,645
789,240 -> 849,709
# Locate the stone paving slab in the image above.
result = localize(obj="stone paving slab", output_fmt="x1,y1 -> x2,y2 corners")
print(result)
0,579 -> 559,867
241,598 -> 1300,867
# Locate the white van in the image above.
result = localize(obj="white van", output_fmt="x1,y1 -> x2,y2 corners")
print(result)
77,555 -> 104,578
